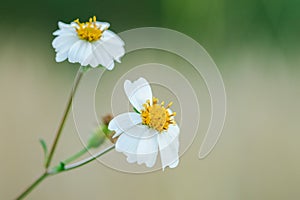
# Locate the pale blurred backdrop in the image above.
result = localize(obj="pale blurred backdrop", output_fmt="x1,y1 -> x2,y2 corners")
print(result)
1,0 -> 300,199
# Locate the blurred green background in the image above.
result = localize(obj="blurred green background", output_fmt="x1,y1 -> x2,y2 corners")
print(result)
1,0 -> 300,199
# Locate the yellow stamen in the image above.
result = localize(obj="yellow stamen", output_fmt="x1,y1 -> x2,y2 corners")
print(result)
141,97 -> 176,132
166,102 -> 173,108
74,16 -> 104,42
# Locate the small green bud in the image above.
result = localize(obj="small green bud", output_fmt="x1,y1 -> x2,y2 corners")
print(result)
87,126 -> 107,149
52,162 -> 65,173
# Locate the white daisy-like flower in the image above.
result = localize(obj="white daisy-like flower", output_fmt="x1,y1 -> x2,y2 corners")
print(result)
52,16 -> 125,70
108,78 -> 180,170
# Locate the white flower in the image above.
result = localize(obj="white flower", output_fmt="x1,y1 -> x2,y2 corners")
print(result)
52,16 -> 125,70
108,78 -> 180,170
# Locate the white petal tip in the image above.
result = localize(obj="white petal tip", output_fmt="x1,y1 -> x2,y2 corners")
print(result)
162,160 -> 179,171
105,62 -> 115,70
169,159 -> 179,168
146,162 -> 155,168
55,57 -> 63,63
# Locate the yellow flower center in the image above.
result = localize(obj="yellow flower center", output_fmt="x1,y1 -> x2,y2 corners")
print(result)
141,97 -> 176,132
74,16 -> 105,42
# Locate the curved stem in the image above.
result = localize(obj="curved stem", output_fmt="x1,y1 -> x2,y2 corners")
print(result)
15,173 -> 49,200
56,145 -> 115,173
63,148 -> 89,165
45,67 -> 84,169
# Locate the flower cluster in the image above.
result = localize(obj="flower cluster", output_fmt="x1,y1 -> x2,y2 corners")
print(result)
52,17 -> 180,170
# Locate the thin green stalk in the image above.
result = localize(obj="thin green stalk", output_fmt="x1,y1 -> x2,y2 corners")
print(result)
45,67 -> 84,169
63,148 -> 89,165
15,145 -> 114,199
15,173 -> 49,200
61,145 -> 115,172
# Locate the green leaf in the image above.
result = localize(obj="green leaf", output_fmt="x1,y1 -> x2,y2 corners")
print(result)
39,139 -> 48,157
133,107 -> 140,114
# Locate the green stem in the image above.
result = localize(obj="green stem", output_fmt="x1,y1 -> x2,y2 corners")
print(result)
63,148 -> 89,165
45,67 -> 84,169
53,145 -> 115,173
15,145 -> 114,199
15,173 -> 49,200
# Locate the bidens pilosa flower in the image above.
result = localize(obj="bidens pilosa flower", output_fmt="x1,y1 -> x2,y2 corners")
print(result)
108,78 -> 180,170
52,16 -> 125,70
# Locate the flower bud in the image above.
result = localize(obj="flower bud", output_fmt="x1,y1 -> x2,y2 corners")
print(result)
87,126 -> 106,149
101,114 -> 118,143
102,114 -> 113,126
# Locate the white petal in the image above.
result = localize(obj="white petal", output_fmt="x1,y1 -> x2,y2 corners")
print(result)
158,124 -> 180,170
53,36 -> 79,62
116,125 -> 159,167
58,21 -> 72,29
53,29 -> 76,37
115,125 -> 148,154
68,40 -> 93,65
136,129 -> 159,167
116,133 -> 140,156
57,37 -> 78,53
68,40 -> 84,63
56,52 -> 68,62
90,42 -> 114,69
53,22 -> 76,36
53,30 -> 62,36
101,31 -> 125,63
86,54 -> 98,68
124,78 -> 152,111
124,152 -> 138,163
96,21 -> 110,31
102,30 -> 125,46
79,42 -> 93,66
52,35 -> 76,50
168,159 -> 179,168
106,62 -> 115,70
108,112 -> 141,138
85,45 -> 99,68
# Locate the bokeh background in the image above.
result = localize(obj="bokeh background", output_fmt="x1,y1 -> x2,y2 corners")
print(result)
1,0 -> 300,199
